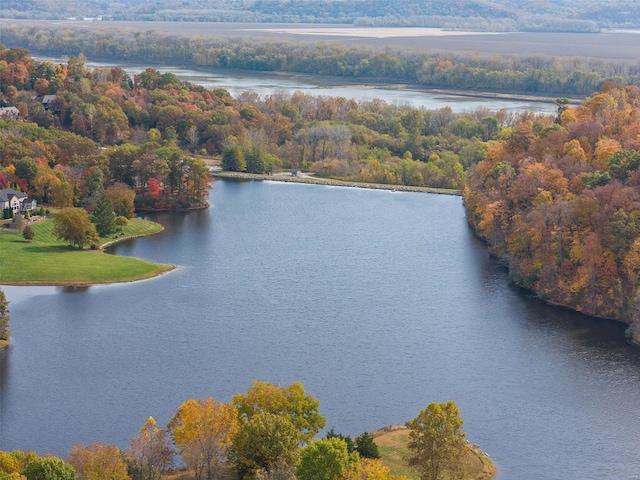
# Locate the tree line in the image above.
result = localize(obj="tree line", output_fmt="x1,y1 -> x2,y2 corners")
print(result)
0,380 -> 467,480
2,0 -> 638,30
465,82 -> 640,342
3,24 -> 640,96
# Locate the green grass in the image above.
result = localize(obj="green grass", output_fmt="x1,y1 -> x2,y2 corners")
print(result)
0,217 -> 172,285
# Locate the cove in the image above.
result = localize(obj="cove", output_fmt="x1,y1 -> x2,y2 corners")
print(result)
1,179 -> 640,479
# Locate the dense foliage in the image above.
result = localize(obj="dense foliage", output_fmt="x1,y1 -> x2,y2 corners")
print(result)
4,24 -> 640,97
1,45 -> 546,193
3,0 -> 640,30
465,83 -> 640,339
0,47 -> 210,213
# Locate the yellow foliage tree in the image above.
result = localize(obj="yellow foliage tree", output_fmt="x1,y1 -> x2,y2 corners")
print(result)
67,443 -> 129,480
232,380 -> 325,444
168,398 -> 238,480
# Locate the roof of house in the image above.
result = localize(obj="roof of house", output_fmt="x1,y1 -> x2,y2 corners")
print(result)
0,106 -> 19,117
0,188 -> 27,202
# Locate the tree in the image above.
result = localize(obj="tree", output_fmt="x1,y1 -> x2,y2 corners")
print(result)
232,380 -> 325,444
346,458 -> 409,480
355,432 -> 380,459
0,288 -> 9,344
91,193 -> 116,236
106,183 -> 135,218
168,398 -> 238,480
326,429 -> 355,453
405,401 -> 466,480
127,416 -> 174,480
296,438 -> 358,480
22,224 -> 35,241
221,144 -> 246,172
14,157 -> 38,186
67,443 -> 129,480
22,457 -> 76,480
230,412 -> 302,479
53,207 -> 99,249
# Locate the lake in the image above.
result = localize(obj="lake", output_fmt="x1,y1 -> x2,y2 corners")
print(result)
1,180 -> 640,479
33,55 -> 558,114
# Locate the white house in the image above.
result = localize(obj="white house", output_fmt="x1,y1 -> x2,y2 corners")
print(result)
0,107 -> 20,119
0,189 -> 37,216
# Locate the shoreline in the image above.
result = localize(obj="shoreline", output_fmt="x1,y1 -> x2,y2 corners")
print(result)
25,49 -> 577,105
213,171 -> 462,195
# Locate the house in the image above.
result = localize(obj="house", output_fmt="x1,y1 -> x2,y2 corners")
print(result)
0,107 -> 20,119
0,189 -> 36,216
20,198 -> 37,213
33,95 -> 57,111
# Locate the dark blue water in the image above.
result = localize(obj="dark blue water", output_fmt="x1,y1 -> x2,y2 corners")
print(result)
1,179 -> 640,480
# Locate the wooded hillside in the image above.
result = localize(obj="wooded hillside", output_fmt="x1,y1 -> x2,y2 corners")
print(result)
465,83 -> 640,340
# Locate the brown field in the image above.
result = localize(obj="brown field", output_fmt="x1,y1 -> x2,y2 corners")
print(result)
373,426 -> 496,480
6,19 -> 640,60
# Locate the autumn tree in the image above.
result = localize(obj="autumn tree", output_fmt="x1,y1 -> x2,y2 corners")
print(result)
232,380 -> 325,443
296,438 -> 358,480
106,183 -> 135,218
67,443 -> 129,480
127,416 -> 174,480
0,288 -> 9,345
230,412 -> 302,479
53,207 -> 99,249
168,398 -> 238,480
405,401 -> 466,480
346,458 -> 410,480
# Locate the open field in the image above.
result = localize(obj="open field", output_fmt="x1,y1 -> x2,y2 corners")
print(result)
0,218 -> 172,285
374,426 -> 496,480
6,19 -> 640,60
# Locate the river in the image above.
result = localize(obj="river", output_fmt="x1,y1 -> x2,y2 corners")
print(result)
34,55 -> 558,114
1,179 -> 639,479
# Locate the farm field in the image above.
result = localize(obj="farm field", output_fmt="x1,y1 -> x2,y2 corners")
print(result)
4,19 -> 640,60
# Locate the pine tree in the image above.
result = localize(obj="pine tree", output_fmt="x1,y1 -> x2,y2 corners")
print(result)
0,288 -> 10,343
91,194 -> 116,237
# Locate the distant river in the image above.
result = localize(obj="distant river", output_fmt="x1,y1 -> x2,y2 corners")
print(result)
1,180 -> 640,479
34,55 -> 557,114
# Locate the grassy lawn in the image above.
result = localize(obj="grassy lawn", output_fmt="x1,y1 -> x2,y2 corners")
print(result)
0,217 -> 172,285
373,427 -> 496,480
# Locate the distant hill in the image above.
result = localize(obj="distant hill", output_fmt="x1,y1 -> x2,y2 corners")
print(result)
3,0 -> 640,31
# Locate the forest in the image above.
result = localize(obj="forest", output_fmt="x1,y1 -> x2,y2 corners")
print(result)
2,23 -> 639,97
3,0 -> 640,30
465,82 -> 640,343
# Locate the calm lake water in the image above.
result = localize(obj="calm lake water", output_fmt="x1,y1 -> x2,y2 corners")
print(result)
2,180 -> 640,479
34,55 -> 557,114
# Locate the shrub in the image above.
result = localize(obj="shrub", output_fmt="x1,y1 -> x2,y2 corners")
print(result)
22,224 -> 34,241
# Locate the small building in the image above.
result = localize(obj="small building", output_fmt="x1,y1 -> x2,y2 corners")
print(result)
0,107 -> 20,119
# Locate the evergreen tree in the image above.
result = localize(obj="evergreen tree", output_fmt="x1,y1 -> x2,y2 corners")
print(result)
91,194 -> 116,237
0,288 -> 9,343
355,432 -> 380,459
